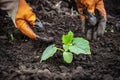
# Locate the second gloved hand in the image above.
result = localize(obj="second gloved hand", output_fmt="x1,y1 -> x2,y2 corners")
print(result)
74,0 -> 107,40
82,16 -> 106,40
83,9 -> 97,26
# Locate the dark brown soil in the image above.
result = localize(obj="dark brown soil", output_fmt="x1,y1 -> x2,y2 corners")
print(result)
0,0 -> 120,80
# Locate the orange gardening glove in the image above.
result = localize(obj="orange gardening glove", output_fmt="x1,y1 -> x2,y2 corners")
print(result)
0,0 -> 53,42
75,0 -> 107,40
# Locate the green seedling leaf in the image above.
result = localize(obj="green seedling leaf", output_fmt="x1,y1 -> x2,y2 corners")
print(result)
9,33 -> 15,42
104,30 -> 108,33
69,45 -> 85,54
111,29 -> 114,33
63,52 -> 73,63
62,31 -> 74,45
69,38 -> 91,54
10,33 -> 15,41
63,45 -> 69,52
40,44 -> 57,62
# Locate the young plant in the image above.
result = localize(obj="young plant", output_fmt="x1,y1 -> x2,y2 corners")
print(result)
40,31 -> 91,63
9,33 -> 15,42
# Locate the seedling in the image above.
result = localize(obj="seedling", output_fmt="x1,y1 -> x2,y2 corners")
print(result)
110,29 -> 114,33
10,34 -> 14,41
104,25 -> 115,33
40,31 -> 91,63
104,29 -> 115,33
9,33 -> 15,42
104,30 -> 108,33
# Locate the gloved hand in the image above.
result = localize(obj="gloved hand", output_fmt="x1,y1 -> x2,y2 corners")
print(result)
75,0 -> 107,40
0,0 -> 53,42
83,9 -> 97,26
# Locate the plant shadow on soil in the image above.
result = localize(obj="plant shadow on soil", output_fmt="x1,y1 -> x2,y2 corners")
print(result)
0,0 -> 120,80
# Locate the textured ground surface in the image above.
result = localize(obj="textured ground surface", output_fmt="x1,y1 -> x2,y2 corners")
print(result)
0,0 -> 120,80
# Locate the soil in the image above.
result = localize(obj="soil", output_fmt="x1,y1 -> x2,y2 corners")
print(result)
0,0 -> 120,80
